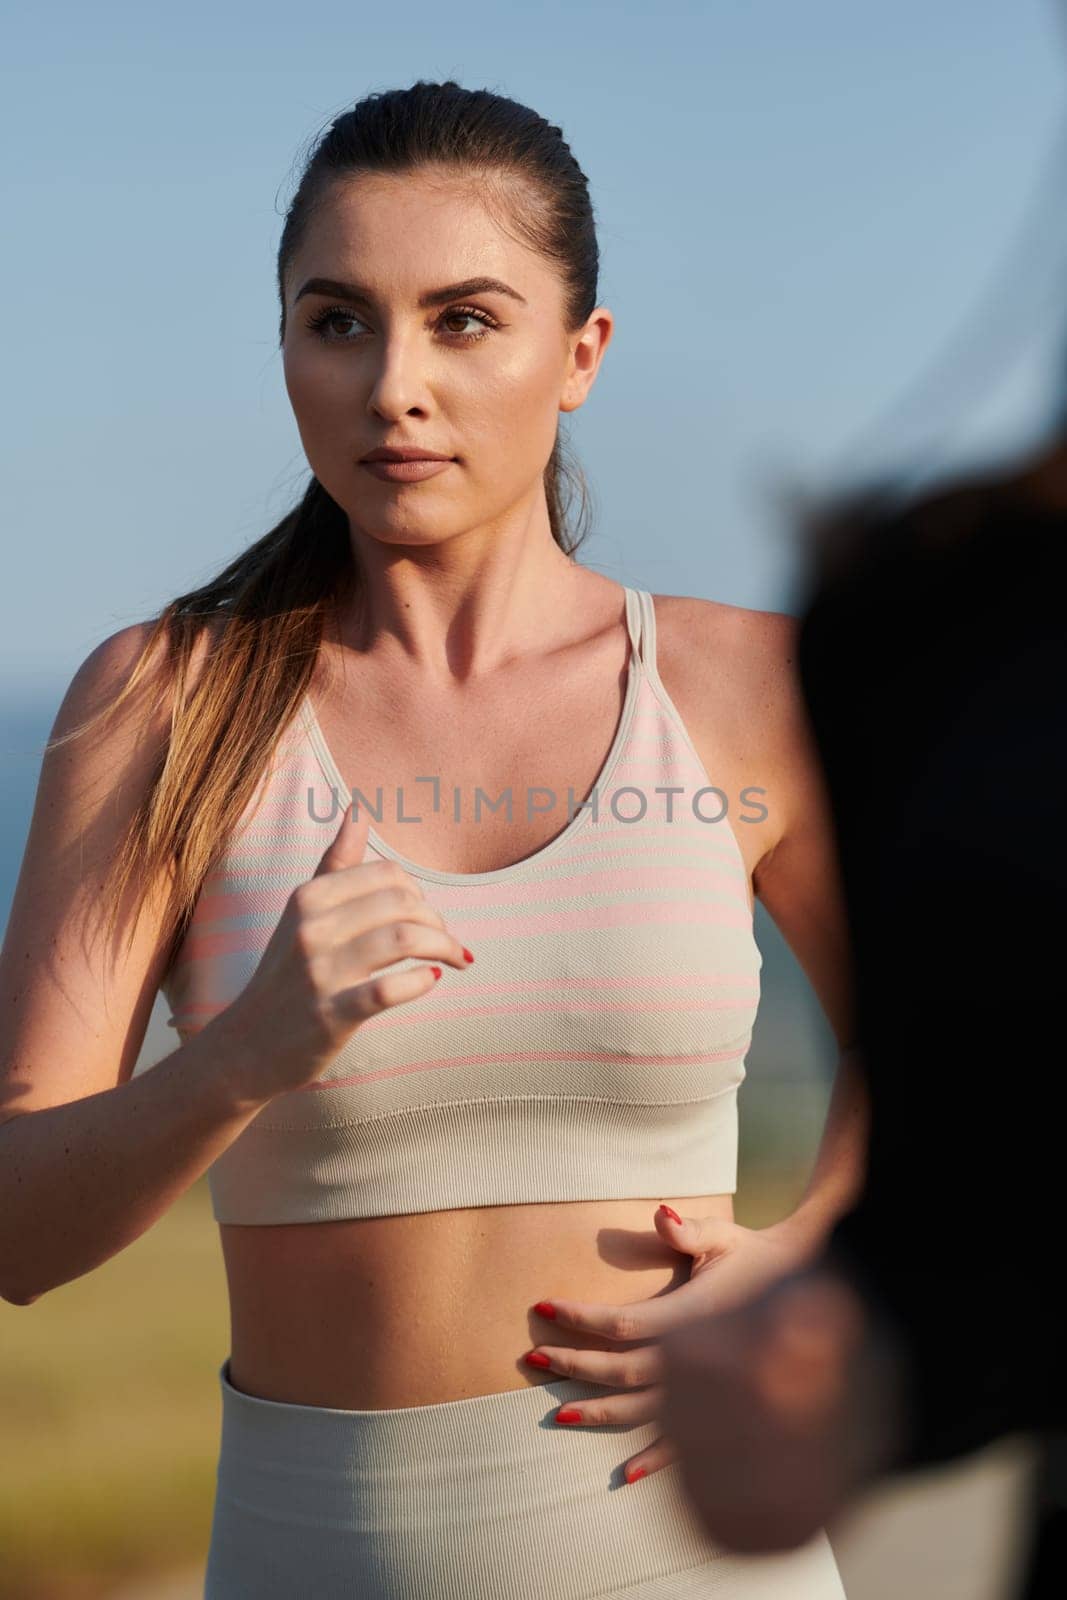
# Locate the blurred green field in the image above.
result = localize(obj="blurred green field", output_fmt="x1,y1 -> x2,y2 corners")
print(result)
0,1174 -> 227,1599
0,1154 -> 812,1599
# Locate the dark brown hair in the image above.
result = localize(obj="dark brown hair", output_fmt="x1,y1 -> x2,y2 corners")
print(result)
48,80 -> 602,969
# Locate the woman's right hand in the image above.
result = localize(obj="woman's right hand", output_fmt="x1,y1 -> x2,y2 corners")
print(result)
218,800 -> 470,1103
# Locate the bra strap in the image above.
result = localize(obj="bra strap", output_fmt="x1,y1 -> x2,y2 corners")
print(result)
624,586 -> 643,660
633,589 -> 657,677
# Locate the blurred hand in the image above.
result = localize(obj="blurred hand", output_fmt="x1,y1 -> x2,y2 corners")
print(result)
658,1265 -> 909,1552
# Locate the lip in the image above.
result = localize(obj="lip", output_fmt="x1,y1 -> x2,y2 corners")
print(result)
361,458 -> 454,483
360,446 -> 453,462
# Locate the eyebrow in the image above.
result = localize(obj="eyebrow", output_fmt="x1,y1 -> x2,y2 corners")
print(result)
293,275 -> 528,310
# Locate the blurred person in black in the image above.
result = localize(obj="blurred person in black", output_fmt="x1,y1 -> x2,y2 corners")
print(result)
657,419 -> 1066,1596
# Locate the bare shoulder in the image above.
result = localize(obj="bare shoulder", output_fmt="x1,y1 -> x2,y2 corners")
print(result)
652,592 -> 798,686
652,593 -> 801,750
64,612 -> 221,721
652,595 -> 809,865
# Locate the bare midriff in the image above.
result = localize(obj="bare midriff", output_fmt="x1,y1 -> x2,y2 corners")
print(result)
220,1192 -> 735,1410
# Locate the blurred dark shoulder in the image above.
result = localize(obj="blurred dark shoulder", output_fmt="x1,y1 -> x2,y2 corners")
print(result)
797,436 -> 1066,645
793,438 -> 1066,803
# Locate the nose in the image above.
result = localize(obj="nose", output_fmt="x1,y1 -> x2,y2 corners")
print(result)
365,333 -> 432,421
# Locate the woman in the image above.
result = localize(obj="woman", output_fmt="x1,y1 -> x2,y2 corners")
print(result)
0,81 -> 865,1598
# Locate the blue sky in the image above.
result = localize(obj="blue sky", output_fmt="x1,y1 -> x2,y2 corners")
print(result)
3,0 -> 1065,690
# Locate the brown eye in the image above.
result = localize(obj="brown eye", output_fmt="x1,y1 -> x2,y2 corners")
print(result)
304,307 -> 365,342
439,307 -> 498,342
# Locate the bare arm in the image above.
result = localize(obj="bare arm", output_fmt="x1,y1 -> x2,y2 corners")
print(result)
744,610 -> 869,1261
768,1045 -> 868,1263
0,621 -> 271,1305
1,1018 -> 274,1304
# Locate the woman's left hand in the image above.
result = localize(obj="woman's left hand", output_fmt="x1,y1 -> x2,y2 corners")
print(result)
524,1203 -> 809,1485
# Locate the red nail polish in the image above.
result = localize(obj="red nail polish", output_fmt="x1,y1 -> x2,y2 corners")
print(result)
524,1351 -> 552,1368
533,1301 -> 557,1319
556,1408 -> 583,1425
463,947 -> 475,962
658,1204 -> 682,1224
626,1466 -> 647,1483
430,966 -> 442,980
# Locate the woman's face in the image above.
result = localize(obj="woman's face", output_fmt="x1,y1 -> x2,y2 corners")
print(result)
281,168 -> 612,551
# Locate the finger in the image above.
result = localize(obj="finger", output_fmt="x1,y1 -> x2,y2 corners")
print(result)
622,1432 -> 679,1485
534,1296 -> 657,1342
554,1385 -> 663,1431
334,889 -> 470,972
313,854 -> 426,909
314,795 -> 372,874
335,960 -> 447,1025
536,1284 -> 710,1341
654,1204 -> 737,1260
527,1342 -> 664,1390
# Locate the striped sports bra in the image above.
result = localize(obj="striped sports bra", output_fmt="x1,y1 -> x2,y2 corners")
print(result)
160,588 -> 763,1224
